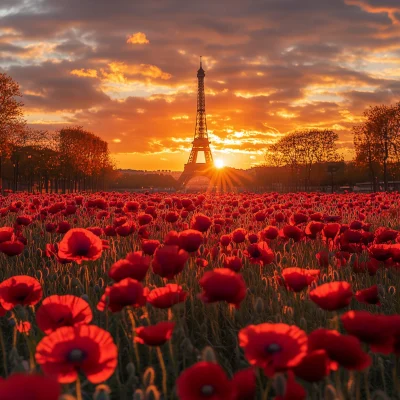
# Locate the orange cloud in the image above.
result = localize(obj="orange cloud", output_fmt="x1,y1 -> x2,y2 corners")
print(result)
126,32 -> 149,44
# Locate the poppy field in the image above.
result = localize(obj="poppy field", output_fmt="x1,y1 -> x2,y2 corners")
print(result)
0,191 -> 400,400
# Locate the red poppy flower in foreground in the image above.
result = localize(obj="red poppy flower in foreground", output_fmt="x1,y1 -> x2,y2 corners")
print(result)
36,295 -> 93,334
0,373 -> 61,400
231,368 -> 256,400
0,239 -> 25,256
97,278 -> 147,312
308,328 -> 371,371
152,245 -> 189,279
176,361 -> 234,400
239,323 -> 308,376
281,268 -> 320,292
292,349 -> 331,382
341,311 -> 396,354
309,281 -> 352,311
147,284 -> 188,308
0,275 -> 42,310
58,228 -> 103,264
198,268 -> 246,309
355,285 -> 380,305
0,227 -> 14,243
35,324 -> 118,383
108,251 -> 150,282
135,321 -> 175,346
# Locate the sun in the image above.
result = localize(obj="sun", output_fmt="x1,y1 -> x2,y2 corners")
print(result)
215,158 -> 225,169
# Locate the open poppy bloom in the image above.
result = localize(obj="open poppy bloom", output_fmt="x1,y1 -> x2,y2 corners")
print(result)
341,311 -> 396,354
231,228 -> 247,244
97,278 -> 147,312
147,284 -> 188,308
239,323 -> 308,376
176,361 -> 234,400
0,227 -> 14,243
281,268 -> 320,292
135,321 -> 175,346
198,268 -> 246,309
0,239 -> 25,256
231,368 -> 256,400
245,242 -> 275,266
35,324 -> 118,383
58,228 -> 103,264
309,281 -> 352,311
36,295 -> 93,334
108,251 -> 150,282
292,349 -> 331,382
152,245 -> 189,279
0,275 -> 42,310
178,229 -> 204,252
355,285 -> 380,305
308,328 -> 371,371
0,373 -> 61,400
191,213 -> 212,232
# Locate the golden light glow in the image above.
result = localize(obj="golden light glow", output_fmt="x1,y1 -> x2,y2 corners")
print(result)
215,158 -> 225,169
126,32 -> 149,45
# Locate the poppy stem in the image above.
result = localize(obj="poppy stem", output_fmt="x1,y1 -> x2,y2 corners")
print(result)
76,376 -> 83,400
156,346 -> 168,397
262,379 -> 271,400
0,326 -> 7,376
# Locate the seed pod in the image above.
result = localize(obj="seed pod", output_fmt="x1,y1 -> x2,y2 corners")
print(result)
93,384 -> 111,400
133,390 -> 145,400
254,297 -> 264,314
273,373 -> 286,397
201,346 -> 217,363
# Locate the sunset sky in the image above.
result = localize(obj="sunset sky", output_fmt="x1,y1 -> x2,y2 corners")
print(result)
1,0 -> 400,170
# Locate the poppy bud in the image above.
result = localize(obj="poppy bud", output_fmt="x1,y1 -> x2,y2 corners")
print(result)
142,367 -> 155,387
81,294 -> 89,302
254,297 -> 264,314
133,390 -> 145,400
126,362 -> 136,377
201,346 -> 217,363
371,390 -> 391,400
94,384 -> 111,400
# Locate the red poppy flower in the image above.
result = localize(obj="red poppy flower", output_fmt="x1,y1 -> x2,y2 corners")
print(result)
281,268 -> 320,292
281,225 -> 304,242
56,221 -> 71,234
309,281 -> 352,311
35,324 -> 118,383
0,239 -> 25,256
245,242 -> 275,266
220,234 -> 232,247
191,213 -> 212,232
141,239 -> 160,256
152,245 -> 189,279
260,226 -> 279,241
147,284 -> 188,308
138,213 -> 153,226
231,228 -> 247,244
115,222 -> 135,237
238,323 -> 308,376
0,227 -> 13,243
166,211 -> 180,223
355,285 -> 380,305
135,321 -> 175,346
176,361 -> 234,400
0,373 -> 61,400
305,222 -> 324,239
292,349 -> 330,382
0,275 -> 42,310
179,229 -> 204,252
308,328 -> 371,371
323,223 -> 341,239
316,250 -> 329,267
198,268 -> 246,309
368,244 -> 392,261
375,227 -> 398,243
164,230 -> 180,245
36,295 -> 93,334
108,251 -> 150,282
341,311 -> 395,354
231,368 -> 256,400
58,228 -> 103,264
97,278 -> 147,313
223,256 -> 243,272
274,371 -> 306,400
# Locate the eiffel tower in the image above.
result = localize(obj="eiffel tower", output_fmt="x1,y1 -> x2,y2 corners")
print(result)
178,56 -> 216,188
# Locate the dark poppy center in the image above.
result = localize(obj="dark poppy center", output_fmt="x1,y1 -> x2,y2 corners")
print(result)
67,349 -> 87,363
75,245 -> 90,256
200,385 -> 215,396
265,343 -> 281,354
252,249 -> 261,257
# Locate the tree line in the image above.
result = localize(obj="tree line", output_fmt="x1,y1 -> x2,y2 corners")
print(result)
0,72 -> 114,193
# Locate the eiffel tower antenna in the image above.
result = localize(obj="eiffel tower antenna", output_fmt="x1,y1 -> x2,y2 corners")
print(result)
177,56 -> 215,188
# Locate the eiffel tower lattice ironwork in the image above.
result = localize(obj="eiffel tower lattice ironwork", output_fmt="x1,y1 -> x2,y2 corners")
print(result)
178,56 -> 215,187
